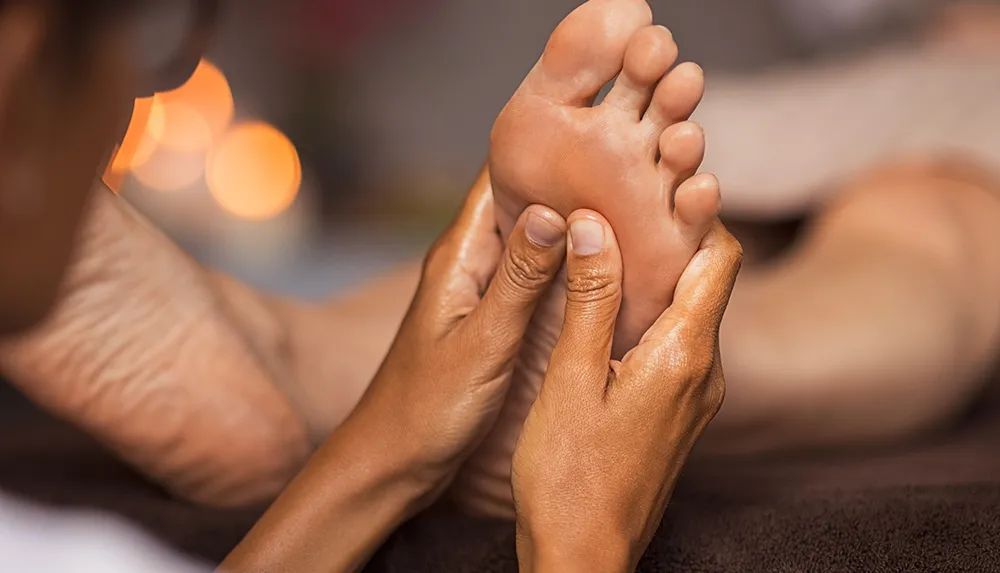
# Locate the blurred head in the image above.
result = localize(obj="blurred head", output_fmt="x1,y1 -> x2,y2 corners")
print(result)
0,0 -> 214,334
0,0 -> 135,333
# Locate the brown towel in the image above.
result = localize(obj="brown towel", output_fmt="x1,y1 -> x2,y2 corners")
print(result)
1,376 -> 998,572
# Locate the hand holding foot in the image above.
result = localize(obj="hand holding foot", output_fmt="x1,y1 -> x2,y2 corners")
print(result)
512,213 -> 742,572
224,176 -> 571,572
350,174 -> 571,480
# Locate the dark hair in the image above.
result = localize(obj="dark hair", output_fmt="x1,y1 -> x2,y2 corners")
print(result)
24,0 -> 135,43
34,0 -> 137,78
5,0 -> 219,93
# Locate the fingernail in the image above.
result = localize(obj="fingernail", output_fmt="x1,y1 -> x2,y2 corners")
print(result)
525,212 -> 562,247
570,218 -> 605,255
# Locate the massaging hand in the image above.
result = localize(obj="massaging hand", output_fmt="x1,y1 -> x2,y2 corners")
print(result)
510,211 -> 742,572
223,174 -> 572,572
355,174 -> 572,486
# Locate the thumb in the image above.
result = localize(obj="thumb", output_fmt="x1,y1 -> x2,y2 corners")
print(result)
547,211 -> 623,396
462,205 -> 567,354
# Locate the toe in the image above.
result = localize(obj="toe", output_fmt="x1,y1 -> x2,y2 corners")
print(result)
658,121 -> 706,180
602,25 -> 678,118
643,62 -> 705,131
524,0 -> 652,106
673,173 -> 721,238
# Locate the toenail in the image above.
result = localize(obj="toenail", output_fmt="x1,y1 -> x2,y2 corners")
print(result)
525,212 -> 563,247
570,219 -> 605,255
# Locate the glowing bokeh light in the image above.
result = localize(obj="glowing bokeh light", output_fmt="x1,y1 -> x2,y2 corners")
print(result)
207,122 -> 302,220
111,97 -> 157,170
146,96 -> 213,153
157,59 -> 234,140
103,97 -> 157,192
120,58 -> 235,192
145,59 -> 233,154
132,147 -> 206,192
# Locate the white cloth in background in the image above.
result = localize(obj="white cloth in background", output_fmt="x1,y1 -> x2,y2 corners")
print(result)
695,47 -> 1000,217
780,0 -> 921,41
0,493 -> 209,573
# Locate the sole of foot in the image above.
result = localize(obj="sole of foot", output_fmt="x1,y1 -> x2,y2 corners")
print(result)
490,0 -> 720,358
455,0 -> 721,519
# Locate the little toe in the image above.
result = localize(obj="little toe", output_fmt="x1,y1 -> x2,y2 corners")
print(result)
673,173 -> 722,239
602,25 -> 678,118
643,62 -> 706,131
525,0 -> 652,106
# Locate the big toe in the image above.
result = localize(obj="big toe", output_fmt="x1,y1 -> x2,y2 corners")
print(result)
603,25 -> 678,117
525,0 -> 652,106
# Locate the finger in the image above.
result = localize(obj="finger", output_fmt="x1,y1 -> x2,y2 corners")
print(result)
547,211 -> 624,394
462,205 -> 568,352
418,166 -> 504,316
448,166 -> 509,293
639,220 -> 743,347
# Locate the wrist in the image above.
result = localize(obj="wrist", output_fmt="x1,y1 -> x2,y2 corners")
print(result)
517,521 -> 637,573
343,392 -> 455,509
223,402 -> 447,573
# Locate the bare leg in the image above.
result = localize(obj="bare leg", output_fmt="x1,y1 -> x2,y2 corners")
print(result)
708,157 -> 1000,455
0,186 -> 418,506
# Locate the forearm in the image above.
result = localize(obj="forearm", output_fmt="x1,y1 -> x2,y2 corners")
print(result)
220,400 -> 440,573
696,47 -> 1000,217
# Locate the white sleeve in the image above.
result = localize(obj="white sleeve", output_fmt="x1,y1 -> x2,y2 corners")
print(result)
0,493 -> 210,573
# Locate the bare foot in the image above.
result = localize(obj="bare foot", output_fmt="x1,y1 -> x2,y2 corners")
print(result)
490,0 -> 719,358
453,0 -> 720,518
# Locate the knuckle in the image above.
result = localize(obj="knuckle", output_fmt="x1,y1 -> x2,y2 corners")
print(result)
673,340 -> 715,382
422,227 -> 471,282
422,235 -> 452,274
565,266 -> 621,305
705,374 -> 726,414
501,249 -> 550,292
659,348 -> 722,412
653,332 -> 716,383
725,236 -> 745,270
707,227 -> 744,274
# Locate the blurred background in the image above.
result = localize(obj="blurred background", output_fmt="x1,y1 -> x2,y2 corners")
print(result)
102,0 -> 978,299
